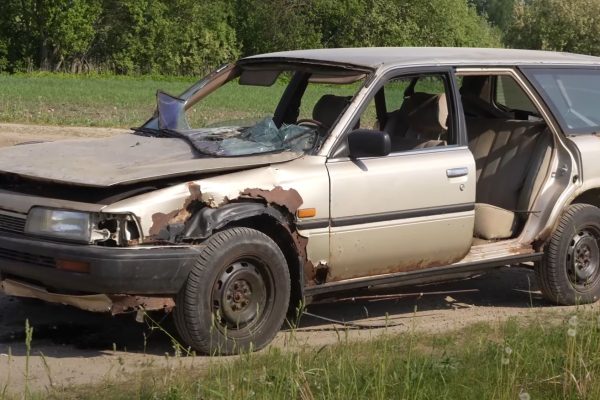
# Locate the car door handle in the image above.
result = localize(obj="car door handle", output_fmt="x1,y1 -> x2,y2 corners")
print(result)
446,167 -> 469,178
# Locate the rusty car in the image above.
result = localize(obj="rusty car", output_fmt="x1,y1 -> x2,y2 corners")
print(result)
2,47 -> 600,354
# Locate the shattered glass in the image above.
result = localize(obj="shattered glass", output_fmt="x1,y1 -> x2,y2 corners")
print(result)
153,91 -> 318,156
162,117 -> 318,157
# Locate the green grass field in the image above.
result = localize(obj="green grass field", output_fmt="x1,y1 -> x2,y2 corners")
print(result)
0,73 -> 194,127
0,73 -> 444,129
36,311 -> 600,400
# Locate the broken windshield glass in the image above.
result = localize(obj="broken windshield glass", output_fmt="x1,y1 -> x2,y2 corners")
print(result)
152,90 -> 318,157
143,64 -> 368,157
159,117 -> 317,157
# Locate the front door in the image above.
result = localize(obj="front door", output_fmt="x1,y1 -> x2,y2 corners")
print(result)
325,69 -> 476,282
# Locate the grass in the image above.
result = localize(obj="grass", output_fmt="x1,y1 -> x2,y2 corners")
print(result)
0,72 -> 358,128
20,310 -> 600,400
0,73 -> 194,127
0,73 -> 444,129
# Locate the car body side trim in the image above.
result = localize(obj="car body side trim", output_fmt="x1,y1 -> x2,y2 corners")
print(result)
330,203 -> 474,228
296,219 -> 330,230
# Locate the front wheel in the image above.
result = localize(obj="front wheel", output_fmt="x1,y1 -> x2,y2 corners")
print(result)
536,204 -> 600,305
174,227 -> 290,355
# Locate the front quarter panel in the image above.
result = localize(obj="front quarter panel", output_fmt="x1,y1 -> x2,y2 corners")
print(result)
102,155 -> 331,262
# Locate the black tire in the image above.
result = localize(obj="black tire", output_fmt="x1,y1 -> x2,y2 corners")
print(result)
536,204 -> 600,305
174,227 -> 290,355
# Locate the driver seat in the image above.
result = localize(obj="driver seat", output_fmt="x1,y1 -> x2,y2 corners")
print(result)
312,95 -> 353,129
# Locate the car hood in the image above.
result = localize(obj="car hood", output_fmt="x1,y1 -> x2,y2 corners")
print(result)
0,134 -> 301,187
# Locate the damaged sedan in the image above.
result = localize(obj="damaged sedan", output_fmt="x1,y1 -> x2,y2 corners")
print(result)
3,47 -> 600,354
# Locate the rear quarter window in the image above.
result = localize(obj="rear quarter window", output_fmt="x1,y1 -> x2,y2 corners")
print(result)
495,75 -> 537,113
525,68 -> 600,134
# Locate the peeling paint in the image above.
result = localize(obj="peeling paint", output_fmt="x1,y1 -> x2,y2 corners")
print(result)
145,183 -> 317,293
327,255 -> 462,283
148,182 -> 203,238
240,186 -> 303,213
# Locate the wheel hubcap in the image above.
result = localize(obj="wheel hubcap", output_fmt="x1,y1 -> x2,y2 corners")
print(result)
212,260 -> 267,330
567,230 -> 600,288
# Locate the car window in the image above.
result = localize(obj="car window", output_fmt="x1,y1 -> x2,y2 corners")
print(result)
298,82 -> 359,122
414,76 -> 447,95
495,75 -> 537,113
350,72 -> 455,155
187,77 -> 285,128
526,68 -> 600,133
384,75 -> 446,110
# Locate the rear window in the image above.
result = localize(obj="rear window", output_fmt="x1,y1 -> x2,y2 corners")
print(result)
526,68 -> 600,134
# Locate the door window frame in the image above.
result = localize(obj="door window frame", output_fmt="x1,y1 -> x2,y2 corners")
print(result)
327,66 -> 467,160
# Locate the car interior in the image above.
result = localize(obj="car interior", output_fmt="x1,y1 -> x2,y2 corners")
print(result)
459,75 -> 553,244
323,72 -> 555,245
286,70 -> 555,245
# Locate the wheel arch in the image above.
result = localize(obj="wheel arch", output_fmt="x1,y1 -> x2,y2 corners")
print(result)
181,201 -> 305,311
570,188 -> 600,209
539,187 -> 600,248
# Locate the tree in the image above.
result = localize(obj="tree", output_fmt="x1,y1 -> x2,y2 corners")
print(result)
235,0 -> 501,57
94,0 -> 239,75
0,0 -> 101,72
506,0 -> 600,55
470,0 -> 516,30
0,0 -> 501,74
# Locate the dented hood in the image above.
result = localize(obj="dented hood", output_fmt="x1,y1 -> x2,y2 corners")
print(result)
0,134 -> 301,187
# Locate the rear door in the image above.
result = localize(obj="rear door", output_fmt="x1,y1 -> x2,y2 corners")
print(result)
325,68 -> 476,282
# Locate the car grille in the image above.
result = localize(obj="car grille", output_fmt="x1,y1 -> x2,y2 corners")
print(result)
0,248 -> 56,268
0,211 -> 26,234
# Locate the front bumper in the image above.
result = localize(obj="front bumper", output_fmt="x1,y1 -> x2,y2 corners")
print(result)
0,231 -> 201,295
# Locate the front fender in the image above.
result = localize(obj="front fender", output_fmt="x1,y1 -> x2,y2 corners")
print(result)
181,202 -> 292,241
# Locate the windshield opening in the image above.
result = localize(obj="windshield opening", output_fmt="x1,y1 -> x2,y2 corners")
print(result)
140,64 -> 368,157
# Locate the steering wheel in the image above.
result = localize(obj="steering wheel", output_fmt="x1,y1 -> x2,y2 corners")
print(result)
296,119 -> 326,129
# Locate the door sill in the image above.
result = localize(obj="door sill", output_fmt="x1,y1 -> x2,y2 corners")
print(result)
304,245 -> 542,297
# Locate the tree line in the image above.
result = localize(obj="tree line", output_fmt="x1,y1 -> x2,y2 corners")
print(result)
0,0 -> 595,76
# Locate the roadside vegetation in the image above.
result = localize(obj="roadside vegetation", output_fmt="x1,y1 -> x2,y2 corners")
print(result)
18,310 -> 598,400
0,73 -> 192,127
0,0 -> 499,76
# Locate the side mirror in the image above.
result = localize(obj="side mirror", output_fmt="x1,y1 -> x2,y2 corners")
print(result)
347,129 -> 391,158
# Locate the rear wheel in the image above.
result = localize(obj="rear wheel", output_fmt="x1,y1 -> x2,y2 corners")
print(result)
174,227 -> 290,355
536,204 -> 600,305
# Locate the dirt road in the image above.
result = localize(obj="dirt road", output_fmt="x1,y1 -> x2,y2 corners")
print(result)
0,124 -> 593,394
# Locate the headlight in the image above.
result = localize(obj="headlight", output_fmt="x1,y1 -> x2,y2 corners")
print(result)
25,208 -> 110,243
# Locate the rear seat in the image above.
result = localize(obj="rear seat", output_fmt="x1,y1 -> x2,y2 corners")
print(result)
467,118 -> 552,240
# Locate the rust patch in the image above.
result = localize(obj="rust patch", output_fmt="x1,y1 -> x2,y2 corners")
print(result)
313,262 -> 330,285
110,295 -> 175,315
240,186 -> 303,213
327,255 -> 461,283
148,182 -> 203,238
291,229 -> 317,286
240,186 -> 316,285
507,245 -> 535,255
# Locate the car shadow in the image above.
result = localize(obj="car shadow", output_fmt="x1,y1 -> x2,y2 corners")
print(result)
293,265 -> 544,331
0,266 -> 547,358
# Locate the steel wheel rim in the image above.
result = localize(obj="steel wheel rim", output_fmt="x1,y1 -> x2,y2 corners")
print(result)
211,259 -> 272,333
567,228 -> 600,290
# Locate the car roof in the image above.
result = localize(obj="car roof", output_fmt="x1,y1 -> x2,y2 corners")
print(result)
243,47 -> 600,69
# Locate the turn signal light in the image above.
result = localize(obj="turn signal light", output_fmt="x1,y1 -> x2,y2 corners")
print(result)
297,208 -> 317,218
